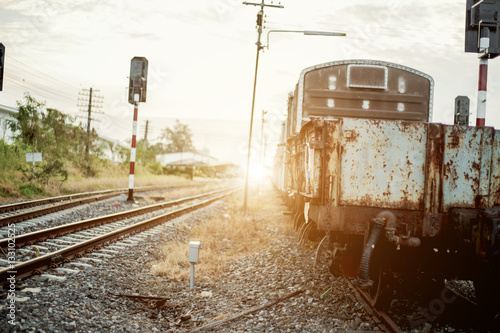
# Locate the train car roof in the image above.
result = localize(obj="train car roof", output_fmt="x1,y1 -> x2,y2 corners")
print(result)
295,59 -> 435,132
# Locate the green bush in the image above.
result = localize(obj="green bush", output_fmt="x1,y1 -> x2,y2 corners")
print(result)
147,161 -> 164,175
19,183 -> 43,197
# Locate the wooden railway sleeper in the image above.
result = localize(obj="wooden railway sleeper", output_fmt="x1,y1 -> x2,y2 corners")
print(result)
51,254 -> 64,265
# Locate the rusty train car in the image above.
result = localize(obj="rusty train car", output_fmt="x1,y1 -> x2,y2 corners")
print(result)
273,59 -> 500,325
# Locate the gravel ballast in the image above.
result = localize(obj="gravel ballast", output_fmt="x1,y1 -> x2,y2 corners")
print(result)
1,195 -> 377,332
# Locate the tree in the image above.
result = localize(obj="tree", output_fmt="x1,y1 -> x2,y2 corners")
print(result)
161,120 -> 194,153
8,94 -> 91,157
135,139 -> 164,164
8,93 -> 44,147
6,93 -> 100,181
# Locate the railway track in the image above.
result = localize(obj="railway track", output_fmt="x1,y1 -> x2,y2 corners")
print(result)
344,274 -> 481,332
0,183 -> 203,227
1,186 -> 239,285
345,278 -> 402,333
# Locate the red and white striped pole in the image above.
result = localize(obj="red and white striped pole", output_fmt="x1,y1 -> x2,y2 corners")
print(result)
476,58 -> 488,127
476,30 -> 489,127
127,99 -> 139,202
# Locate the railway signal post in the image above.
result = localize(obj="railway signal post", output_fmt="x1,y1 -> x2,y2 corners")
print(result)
0,43 -> 5,91
465,0 -> 500,126
127,57 -> 148,202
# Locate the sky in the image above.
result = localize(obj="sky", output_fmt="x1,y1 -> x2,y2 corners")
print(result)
1,0 -> 500,168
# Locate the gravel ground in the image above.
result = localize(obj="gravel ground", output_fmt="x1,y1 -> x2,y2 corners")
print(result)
1,197 -> 377,333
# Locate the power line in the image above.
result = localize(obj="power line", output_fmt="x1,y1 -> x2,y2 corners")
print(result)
6,56 -> 83,92
77,87 -> 104,156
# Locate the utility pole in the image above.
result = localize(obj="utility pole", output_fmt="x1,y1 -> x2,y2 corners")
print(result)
258,110 -> 267,193
242,0 -> 284,212
78,87 -> 103,156
260,110 -> 267,167
143,120 -> 149,148
263,135 -> 267,171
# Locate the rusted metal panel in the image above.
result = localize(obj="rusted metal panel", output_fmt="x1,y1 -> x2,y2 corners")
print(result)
442,126 -> 484,211
423,123 -> 445,214
479,128 -> 495,207
302,120 -> 324,199
326,120 -> 342,207
490,130 -> 500,206
301,116 -> 500,239
339,118 -> 427,210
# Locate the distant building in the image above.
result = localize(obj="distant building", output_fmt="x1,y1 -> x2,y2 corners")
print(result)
156,151 -> 218,166
94,134 -> 129,163
0,104 -> 18,143
156,151 -> 240,178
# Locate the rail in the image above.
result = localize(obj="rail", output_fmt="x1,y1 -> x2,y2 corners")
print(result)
0,187 -> 240,285
0,187 -> 237,251
0,183 -> 206,227
344,277 -> 402,333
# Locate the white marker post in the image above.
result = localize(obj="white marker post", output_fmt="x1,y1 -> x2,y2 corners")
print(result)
26,152 -> 42,180
189,241 -> 202,289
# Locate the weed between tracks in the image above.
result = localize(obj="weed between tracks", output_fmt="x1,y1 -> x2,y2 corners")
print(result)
61,174 -> 193,194
151,186 -> 293,281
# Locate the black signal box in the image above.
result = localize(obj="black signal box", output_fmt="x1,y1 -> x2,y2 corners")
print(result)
128,57 -> 148,104
454,96 -> 470,126
465,0 -> 500,58
0,43 -> 5,91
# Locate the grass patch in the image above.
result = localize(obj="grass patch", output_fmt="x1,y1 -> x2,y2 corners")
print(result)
0,168 -> 196,204
151,184 -> 293,281
18,183 -> 44,197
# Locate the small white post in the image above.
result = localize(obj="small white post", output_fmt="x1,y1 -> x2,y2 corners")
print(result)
190,263 -> 195,290
188,241 -> 202,290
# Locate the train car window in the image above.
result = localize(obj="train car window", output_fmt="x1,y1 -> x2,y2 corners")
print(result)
347,64 -> 388,90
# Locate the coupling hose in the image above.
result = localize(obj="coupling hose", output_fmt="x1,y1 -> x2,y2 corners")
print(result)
356,216 -> 385,287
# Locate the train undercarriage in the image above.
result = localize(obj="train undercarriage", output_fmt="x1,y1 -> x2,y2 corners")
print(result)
288,195 -> 500,329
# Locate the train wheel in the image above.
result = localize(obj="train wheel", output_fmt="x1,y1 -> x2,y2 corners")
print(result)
293,212 -> 305,231
473,264 -> 500,331
367,264 -> 384,307
366,247 -> 391,308
314,235 -> 332,271
298,222 -> 314,245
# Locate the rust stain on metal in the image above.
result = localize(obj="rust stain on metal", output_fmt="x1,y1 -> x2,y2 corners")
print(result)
297,115 -> 499,239
342,129 -> 360,142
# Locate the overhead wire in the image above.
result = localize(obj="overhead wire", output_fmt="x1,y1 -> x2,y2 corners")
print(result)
2,54 -> 101,125
7,56 -> 83,92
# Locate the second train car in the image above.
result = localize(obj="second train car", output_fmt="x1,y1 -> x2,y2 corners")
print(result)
274,59 -> 500,327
